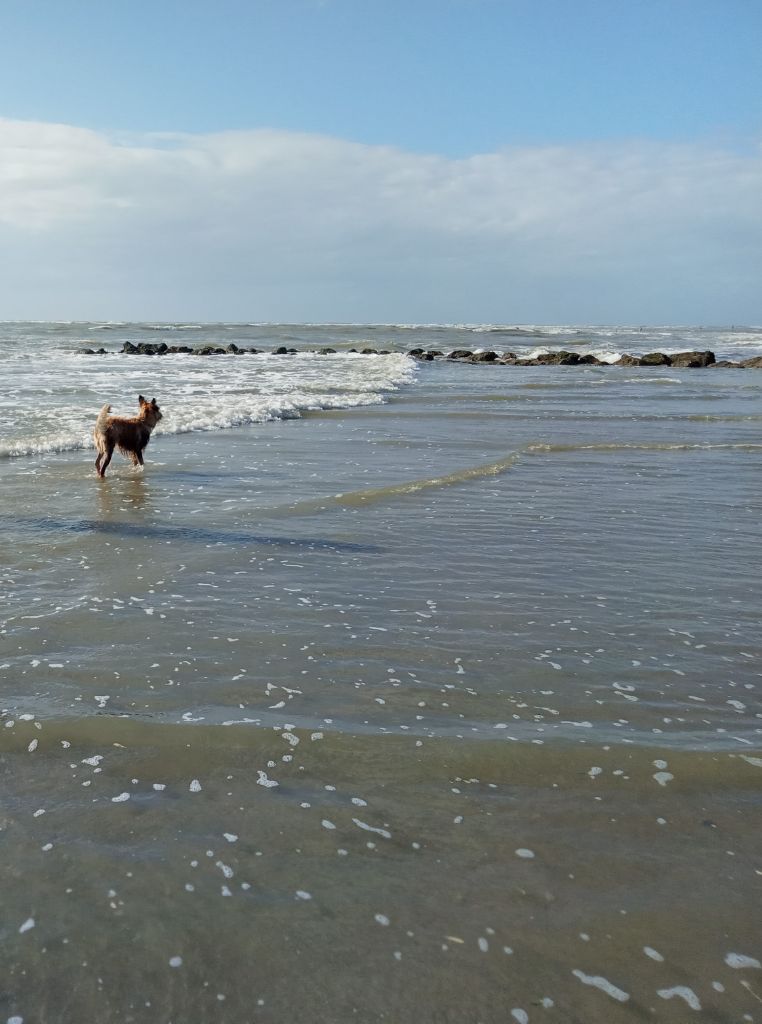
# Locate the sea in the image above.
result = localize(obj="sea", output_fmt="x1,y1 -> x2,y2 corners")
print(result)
1,321 -> 761,1024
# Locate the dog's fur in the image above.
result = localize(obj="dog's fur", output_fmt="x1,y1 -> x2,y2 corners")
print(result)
94,395 -> 163,477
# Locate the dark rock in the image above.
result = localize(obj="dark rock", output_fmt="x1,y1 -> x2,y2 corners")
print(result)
578,354 -> 601,364
361,348 -> 378,355
408,348 -> 425,357
379,350 -> 391,355
469,350 -> 498,362
427,350 -> 443,357
615,354 -> 640,366
273,346 -> 289,354
447,349 -> 473,359
317,347 -> 336,354
670,350 -> 715,367
516,359 -> 539,366
499,355 -> 518,364
128,342 -> 168,355
195,345 -> 218,355
81,348 -> 96,354
536,350 -> 578,365
708,360 -> 741,368
639,352 -> 672,366
247,348 -> 260,354
740,355 -> 762,368
226,344 -> 241,354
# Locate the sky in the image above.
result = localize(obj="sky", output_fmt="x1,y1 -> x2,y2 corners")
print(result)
0,0 -> 760,323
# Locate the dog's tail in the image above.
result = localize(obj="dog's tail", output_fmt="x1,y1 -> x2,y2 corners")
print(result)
94,403 -> 112,436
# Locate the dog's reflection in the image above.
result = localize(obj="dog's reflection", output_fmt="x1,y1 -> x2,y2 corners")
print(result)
96,473 -> 151,519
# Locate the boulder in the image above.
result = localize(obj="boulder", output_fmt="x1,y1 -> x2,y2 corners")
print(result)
127,342 -> 168,355
226,343 -> 241,354
669,350 -> 715,367
469,350 -> 498,362
273,346 -> 289,354
447,349 -> 473,359
615,354 -> 640,366
708,360 -> 742,368
247,348 -> 260,354
317,347 -> 336,354
536,350 -> 578,365
740,355 -> 762,368
639,351 -> 672,366
578,354 -> 601,364
361,348 -> 378,355
408,348 -> 425,357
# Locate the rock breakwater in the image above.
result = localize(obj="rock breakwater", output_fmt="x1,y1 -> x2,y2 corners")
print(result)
77,342 -> 762,367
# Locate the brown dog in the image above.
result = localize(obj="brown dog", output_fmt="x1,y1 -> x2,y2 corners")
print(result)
94,395 -> 163,477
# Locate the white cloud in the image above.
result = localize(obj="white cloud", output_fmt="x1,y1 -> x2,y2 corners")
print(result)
0,117 -> 760,322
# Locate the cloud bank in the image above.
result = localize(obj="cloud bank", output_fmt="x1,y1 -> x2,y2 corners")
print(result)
1,118 -> 760,323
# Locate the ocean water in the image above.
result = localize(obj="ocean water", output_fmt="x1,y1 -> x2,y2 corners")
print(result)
1,322 -> 761,1023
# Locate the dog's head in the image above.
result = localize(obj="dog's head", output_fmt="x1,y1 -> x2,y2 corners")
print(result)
138,395 -> 163,425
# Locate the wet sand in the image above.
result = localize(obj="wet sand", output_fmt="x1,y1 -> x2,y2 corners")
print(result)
1,361 -> 761,1023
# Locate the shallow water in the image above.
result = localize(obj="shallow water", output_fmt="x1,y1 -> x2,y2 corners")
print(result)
1,324 -> 761,1023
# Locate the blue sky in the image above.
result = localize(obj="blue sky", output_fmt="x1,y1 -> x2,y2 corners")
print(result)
0,0 -> 760,322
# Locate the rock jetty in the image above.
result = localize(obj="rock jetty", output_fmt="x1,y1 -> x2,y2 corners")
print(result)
76,342 -> 761,367
419,348 -> 759,368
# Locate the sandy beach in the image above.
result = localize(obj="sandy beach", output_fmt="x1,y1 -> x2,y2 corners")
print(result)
1,323 -> 760,1022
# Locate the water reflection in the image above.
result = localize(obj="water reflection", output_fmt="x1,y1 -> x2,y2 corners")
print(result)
96,473 -> 152,519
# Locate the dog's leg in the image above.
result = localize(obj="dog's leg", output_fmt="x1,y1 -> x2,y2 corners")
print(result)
95,452 -> 102,474
135,450 -> 145,467
99,444 -> 114,478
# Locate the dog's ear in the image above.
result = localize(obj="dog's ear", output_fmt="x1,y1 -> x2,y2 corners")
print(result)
151,398 -> 158,407
138,394 -> 146,404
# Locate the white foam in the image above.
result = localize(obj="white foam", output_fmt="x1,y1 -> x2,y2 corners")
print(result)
1,351 -> 416,458
572,970 -> 630,1002
657,986 -> 701,1010
352,818 -> 391,839
725,952 -> 761,969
